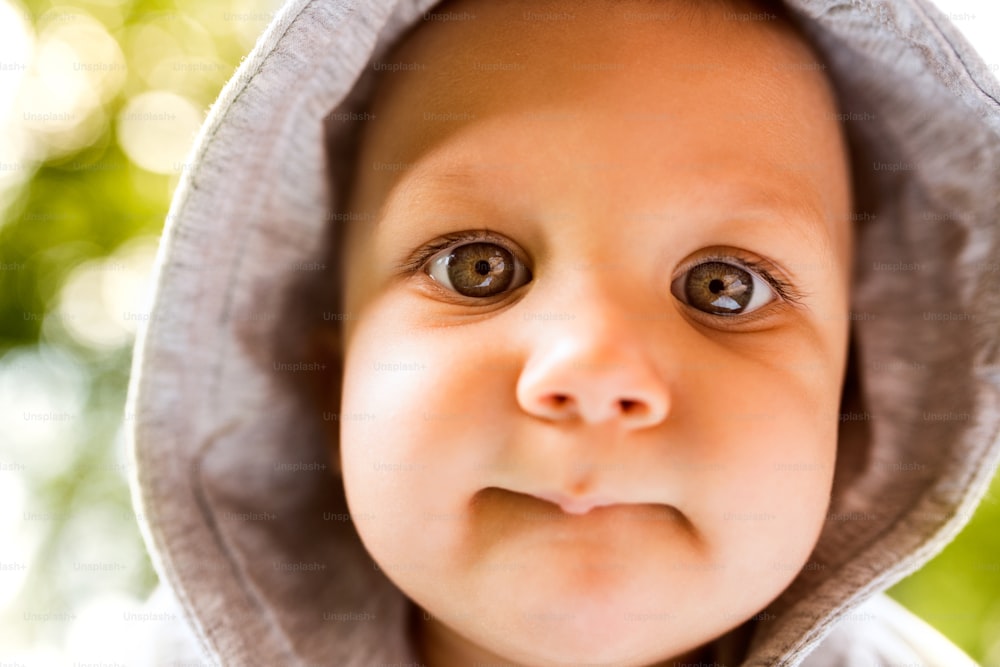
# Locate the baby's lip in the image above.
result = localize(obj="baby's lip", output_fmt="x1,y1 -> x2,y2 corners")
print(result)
528,492 -> 620,515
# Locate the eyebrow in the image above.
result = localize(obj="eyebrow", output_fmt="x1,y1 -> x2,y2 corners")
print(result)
709,184 -> 835,258
373,167 -> 502,229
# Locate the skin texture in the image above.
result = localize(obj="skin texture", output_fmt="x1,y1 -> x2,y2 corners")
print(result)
335,0 -> 853,665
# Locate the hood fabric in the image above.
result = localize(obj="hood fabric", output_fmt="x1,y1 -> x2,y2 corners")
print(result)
126,0 -> 1000,665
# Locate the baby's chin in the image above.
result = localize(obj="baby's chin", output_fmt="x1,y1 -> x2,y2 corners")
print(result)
441,568 -> 721,667
418,490 -> 728,666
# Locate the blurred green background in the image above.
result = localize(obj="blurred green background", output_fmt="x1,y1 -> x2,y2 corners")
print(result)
0,0 -> 997,664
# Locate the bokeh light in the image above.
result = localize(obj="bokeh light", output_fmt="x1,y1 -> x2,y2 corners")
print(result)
0,0 -> 281,660
116,91 -> 203,174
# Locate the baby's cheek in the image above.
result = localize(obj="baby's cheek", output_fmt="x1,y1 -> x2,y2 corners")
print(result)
336,305 -> 494,566
697,368 -> 836,603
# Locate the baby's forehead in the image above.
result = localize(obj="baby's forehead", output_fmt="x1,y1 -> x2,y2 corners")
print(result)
379,0 -> 808,82
366,0 -> 830,158
348,0 -> 851,263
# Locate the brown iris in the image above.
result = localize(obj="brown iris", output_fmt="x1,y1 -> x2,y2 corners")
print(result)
442,243 -> 516,297
685,261 -> 753,314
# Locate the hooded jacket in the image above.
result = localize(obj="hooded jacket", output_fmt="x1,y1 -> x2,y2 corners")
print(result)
125,0 -> 1000,665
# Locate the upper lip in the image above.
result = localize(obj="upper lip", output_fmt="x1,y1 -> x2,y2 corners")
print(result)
528,491 -> 620,515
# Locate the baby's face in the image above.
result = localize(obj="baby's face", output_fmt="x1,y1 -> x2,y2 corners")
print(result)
337,1 -> 852,665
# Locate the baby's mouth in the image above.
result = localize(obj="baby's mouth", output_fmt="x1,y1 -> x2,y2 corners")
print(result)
474,486 -> 680,522
465,487 -> 696,555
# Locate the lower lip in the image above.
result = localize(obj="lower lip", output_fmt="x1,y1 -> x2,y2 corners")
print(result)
465,488 -> 688,557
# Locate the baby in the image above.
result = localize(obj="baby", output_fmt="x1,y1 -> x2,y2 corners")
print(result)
331,0 -> 852,664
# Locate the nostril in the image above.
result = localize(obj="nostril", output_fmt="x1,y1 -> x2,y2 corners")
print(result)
542,394 -> 571,411
619,398 -> 650,417
534,393 -> 660,423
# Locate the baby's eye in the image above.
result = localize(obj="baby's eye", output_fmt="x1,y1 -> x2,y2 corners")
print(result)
669,260 -> 776,316
425,241 -> 533,298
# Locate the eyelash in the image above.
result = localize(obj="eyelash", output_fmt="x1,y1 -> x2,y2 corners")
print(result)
398,229 -> 513,275
398,228 -> 808,314
676,252 -> 808,307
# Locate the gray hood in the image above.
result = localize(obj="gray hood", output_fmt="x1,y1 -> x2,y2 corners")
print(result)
126,0 -> 1000,665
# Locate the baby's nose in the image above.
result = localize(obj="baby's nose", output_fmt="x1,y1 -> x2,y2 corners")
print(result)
515,338 -> 670,429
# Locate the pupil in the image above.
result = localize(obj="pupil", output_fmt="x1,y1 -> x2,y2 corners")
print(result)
475,260 -> 491,275
709,278 -> 724,293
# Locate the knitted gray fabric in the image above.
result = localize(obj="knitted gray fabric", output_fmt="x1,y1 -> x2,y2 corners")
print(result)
126,1 -> 1000,665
